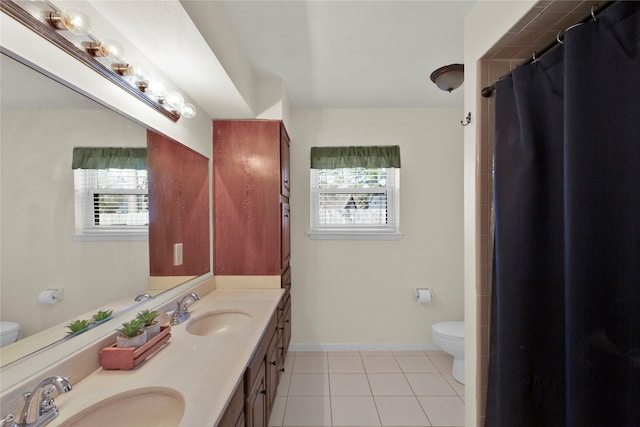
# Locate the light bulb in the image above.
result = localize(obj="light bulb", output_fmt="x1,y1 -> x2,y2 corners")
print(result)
147,80 -> 168,99
180,103 -> 197,118
129,63 -> 149,82
100,39 -> 125,62
48,8 -> 91,35
87,39 -> 125,62
165,92 -> 185,111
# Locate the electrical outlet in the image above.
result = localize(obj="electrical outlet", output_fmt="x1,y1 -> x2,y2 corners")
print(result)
174,243 -> 183,266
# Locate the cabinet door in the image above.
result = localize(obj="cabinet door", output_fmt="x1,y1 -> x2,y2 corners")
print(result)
281,202 -> 290,271
245,361 -> 267,427
280,126 -> 290,197
265,332 -> 280,417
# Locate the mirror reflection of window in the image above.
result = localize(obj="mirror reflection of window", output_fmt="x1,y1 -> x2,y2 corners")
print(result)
71,147 -> 148,241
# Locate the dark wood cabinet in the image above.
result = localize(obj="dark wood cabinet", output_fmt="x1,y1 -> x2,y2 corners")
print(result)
245,360 -> 267,427
217,380 -> 244,427
213,120 -> 291,276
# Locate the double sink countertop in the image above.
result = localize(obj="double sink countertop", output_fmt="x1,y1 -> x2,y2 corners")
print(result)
50,288 -> 284,426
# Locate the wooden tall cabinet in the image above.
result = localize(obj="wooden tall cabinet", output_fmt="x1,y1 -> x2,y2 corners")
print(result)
213,120 -> 291,276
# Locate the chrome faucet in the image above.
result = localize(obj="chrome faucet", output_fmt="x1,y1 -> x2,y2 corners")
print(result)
171,293 -> 200,325
18,376 -> 72,427
134,292 -> 153,302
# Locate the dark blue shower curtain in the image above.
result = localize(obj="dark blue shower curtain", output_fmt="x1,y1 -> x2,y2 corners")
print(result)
486,2 -> 640,426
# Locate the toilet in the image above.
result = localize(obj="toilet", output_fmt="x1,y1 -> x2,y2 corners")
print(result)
0,321 -> 21,348
432,321 -> 465,384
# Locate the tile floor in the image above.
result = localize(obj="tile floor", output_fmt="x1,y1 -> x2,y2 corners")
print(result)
268,350 -> 465,427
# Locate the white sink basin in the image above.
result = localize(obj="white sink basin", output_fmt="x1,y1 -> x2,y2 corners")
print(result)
59,387 -> 184,427
187,310 -> 251,336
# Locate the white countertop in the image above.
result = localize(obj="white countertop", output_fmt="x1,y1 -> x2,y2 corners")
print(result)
50,288 -> 284,426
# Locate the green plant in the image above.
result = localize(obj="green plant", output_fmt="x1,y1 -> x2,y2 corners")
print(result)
66,319 -> 93,335
136,309 -> 159,327
92,309 -> 113,323
117,319 -> 143,338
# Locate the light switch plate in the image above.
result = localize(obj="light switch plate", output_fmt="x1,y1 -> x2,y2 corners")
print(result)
174,243 -> 183,266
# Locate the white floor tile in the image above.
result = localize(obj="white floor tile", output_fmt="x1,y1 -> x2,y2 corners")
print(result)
331,396 -> 381,426
367,373 -> 414,396
329,356 -> 366,373
405,373 -> 457,396
277,373 -> 291,397
277,351 -> 464,427
294,356 -> 329,373
268,396 -> 286,426
283,396 -> 332,427
362,356 -> 401,373
418,396 -> 465,426
395,355 -> 439,373
374,396 -> 431,426
442,374 -> 465,395
428,355 -> 453,374
289,373 -> 330,396
329,373 -> 372,396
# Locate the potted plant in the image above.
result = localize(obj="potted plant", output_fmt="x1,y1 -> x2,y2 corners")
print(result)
136,309 -> 161,339
115,319 -> 147,348
65,319 -> 93,335
92,309 -> 113,324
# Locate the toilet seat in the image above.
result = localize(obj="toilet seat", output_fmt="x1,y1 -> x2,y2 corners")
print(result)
432,321 -> 464,341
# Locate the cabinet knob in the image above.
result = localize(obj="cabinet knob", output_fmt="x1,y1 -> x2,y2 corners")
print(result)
260,389 -> 267,395
279,368 -> 285,373
284,179 -> 289,184
270,360 -> 277,366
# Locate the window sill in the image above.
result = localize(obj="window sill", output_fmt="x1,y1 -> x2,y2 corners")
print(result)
307,231 -> 404,241
72,232 -> 148,242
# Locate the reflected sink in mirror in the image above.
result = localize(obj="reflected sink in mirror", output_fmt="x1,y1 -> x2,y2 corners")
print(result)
187,311 -> 252,336
59,387 -> 185,427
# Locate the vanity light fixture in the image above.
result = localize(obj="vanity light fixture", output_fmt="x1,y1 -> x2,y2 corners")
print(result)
31,0 -> 196,119
430,63 -> 464,92
46,8 -> 91,35
85,39 -> 125,62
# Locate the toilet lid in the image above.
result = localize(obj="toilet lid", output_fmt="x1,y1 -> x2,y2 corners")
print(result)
433,321 -> 464,339
0,321 -> 19,336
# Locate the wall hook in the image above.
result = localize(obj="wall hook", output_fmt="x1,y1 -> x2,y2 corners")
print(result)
460,112 -> 471,126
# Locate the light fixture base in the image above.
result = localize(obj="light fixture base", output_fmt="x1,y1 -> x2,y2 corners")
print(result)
430,64 -> 464,92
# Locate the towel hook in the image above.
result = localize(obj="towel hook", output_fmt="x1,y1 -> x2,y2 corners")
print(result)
460,112 -> 471,127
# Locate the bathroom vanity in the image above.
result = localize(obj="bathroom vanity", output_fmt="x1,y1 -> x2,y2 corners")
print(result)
0,285 -> 291,427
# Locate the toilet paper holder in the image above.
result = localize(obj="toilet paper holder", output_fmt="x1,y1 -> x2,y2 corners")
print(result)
415,288 -> 433,303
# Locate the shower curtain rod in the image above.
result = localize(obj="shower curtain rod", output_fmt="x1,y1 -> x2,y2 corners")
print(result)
481,1 -> 617,98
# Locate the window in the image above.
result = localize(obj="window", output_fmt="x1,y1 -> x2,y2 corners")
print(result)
72,147 -> 148,241
309,145 -> 402,240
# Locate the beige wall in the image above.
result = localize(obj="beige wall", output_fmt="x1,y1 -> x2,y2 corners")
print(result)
0,108 -> 148,337
289,107 -> 464,349
463,1 -> 537,425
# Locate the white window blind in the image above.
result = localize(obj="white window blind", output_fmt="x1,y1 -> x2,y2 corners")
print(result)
73,168 -> 148,240
310,167 -> 401,239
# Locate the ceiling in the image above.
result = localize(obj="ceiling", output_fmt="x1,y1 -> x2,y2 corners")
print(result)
5,1 -> 476,117
210,1 -> 476,109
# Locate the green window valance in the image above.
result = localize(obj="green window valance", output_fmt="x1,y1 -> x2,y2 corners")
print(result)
310,145 -> 401,169
72,147 -> 147,170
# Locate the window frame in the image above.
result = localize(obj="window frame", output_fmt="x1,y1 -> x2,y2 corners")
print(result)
73,168 -> 149,242
308,166 -> 403,240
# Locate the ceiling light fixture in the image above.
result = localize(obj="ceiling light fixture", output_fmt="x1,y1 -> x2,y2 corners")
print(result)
430,64 -> 465,92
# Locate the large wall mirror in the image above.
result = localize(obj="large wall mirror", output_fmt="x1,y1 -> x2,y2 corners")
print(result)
0,50 -> 210,367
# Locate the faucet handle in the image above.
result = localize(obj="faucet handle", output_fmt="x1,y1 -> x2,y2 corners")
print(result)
0,413 -> 17,427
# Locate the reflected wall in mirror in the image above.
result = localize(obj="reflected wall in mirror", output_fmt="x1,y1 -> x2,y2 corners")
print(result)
0,52 -> 210,366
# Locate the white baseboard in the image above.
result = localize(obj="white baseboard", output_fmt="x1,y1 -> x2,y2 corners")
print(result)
289,343 -> 441,353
